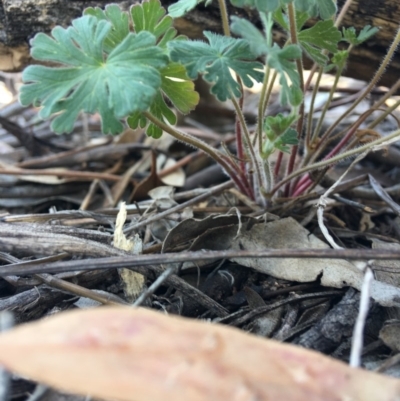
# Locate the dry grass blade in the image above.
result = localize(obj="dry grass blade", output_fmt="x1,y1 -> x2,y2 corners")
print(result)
0,307 -> 398,401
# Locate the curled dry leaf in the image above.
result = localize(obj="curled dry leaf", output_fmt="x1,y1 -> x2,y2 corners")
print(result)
114,202 -> 144,302
0,307 -> 398,401
180,217 -> 400,308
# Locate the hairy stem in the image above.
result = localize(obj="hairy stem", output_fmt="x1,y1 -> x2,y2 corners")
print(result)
256,65 -> 271,152
319,25 -> 400,144
311,61 -> 346,145
143,112 -> 250,195
217,0 -> 231,37
272,128 -> 400,196
293,108 -> 377,195
235,91 -> 246,175
285,2 -> 305,196
304,0 -> 353,92
231,96 -> 272,196
368,77 -> 400,129
255,11 -> 274,152
335,0 -> 354,28
274,151 -> 284,178
305,67 -> 323,150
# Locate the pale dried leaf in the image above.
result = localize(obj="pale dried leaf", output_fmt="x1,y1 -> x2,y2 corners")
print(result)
148,185 -> 177,208
379,320 -> 400,352
0,307 -> 398,401
114,202 -> 137,252
229,218 -> 400,307
114,202 -> 144,302
160,158 -> 185,187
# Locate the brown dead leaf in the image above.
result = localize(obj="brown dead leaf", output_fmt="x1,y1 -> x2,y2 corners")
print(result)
0,307 -> 398,401
130,151 -> 164,201
162,213 -> 259,252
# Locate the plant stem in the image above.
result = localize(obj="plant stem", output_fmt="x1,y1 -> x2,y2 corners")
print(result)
305,67 -> 323,150
293,108 -> 376,195
274,151 -> 284,178
285,2 -> 305,196
143,112 -> 250,196
271,128 -> 400,196
256,65 -> 271,152
335,0 -> 354,28
367,77 -> 400,129
217,0 -> 231,37
304,0 -> 354,92
231,96 -> 272,196
255,11 -> 274,152
235,92 -> 246,175
319,25 -> 400,145
311,61 -> 346,145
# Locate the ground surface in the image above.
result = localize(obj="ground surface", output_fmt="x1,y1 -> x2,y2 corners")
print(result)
1,71 -> 400,400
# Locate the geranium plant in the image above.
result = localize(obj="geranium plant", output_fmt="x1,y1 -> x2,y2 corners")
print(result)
20,0 -> 400,205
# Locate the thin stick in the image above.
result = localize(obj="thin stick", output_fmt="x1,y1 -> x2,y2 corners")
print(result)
124,180 -> 234,234
350,267 -> 373,368
133,267 -> 175,307
4,248 -> 400,277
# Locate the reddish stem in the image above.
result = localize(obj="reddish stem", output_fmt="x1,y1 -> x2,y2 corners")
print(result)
274,151 -> 284,178
284,144 -> 299,197
222,154 -> 254,199
292,121 -> 362,196
292,176 -> 312,197
235,95 -> 246,176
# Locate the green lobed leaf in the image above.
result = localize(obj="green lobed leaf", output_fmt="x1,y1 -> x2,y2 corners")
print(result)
84,4 -> 129,52
288,84 -> 303,107
168,31 -> 264,101
160,62 -> 199,114
273,8 -> 310,32
298,20 -> 341,65
278,127 -> 298,145
342,27 -> 357,45
272,8 -> 288,30
255,0 -> 280,13
264,113 -> 298,140
267,43 -> 302,105
230,0 -> 256,10
331,50 -> 348,69
300,42 -> 328,65
342,25 -> 379,46
128,62 -> 200,138
20,15 -> 168,134
127,112 -> 147,131
168,0 -> 201,18
132,0 -> 188,50
357,25 -> 379,44
295,0 -> 336,20
231,16 -> 303,106
230,0 -> 284,12
263,113 -> 299,157
147,91 -> 177,138
230,17 -> 268,57
298,20 -> 341,53
131,0 -> 176,40
295,11 -> 311,30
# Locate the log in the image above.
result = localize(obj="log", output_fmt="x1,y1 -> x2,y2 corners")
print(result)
0,0 -> 399,89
